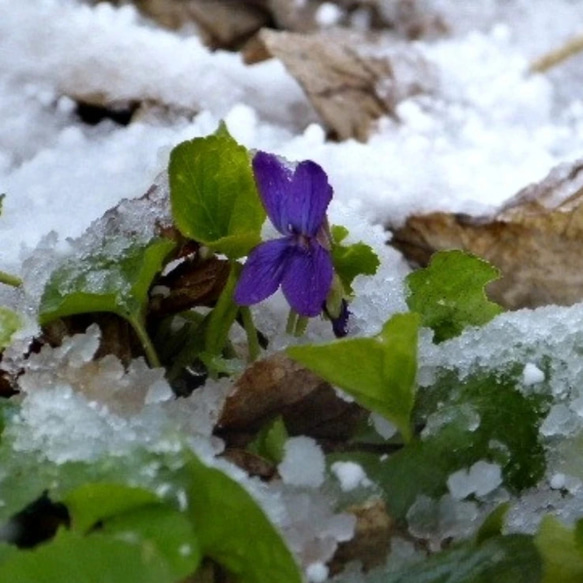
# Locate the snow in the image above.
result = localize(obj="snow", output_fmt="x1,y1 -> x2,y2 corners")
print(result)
315,3 -> 343,27
306,562 -> 329,583
278,436 -> 326,488
447,461 -> 503,500
4,0 -> 583,578
406,494 -> 480,551
331,461 -> 372,492
522,362 -> 545,386
370,413 -> 397,440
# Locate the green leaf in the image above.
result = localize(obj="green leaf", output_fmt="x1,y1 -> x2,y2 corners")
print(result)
336,372 -> 547,521
39,237 -> 175,324
331,225 -> 380,294
536,516 -> 583,583
103,504 -> 201,580
64,483 -> 201,579
204,262 -> 240,357
331,225 -> 349,243
185,455 -> 301,583
406,250 -> 503,343
169,126 -> 266,259
0,308 -> 20,350
0,445 -> 175,526
385,534 -> 541,583
287,312 -> 420,442
247,416 -> 289,464
0,529 -> 177,583
64,483 -> 161,533
0,543 -> 17,565
476,502 -> 510,544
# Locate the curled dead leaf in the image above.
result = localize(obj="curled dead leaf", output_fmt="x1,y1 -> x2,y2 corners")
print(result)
218,352 -> 365,442
151,255 -> 231,317
258,28 -> 433,141
391,159 -> 583,309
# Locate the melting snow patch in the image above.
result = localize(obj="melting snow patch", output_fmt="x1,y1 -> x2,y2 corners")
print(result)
306,562 -> 329,583
278,436 -> 325,488
540,403 -> 581,437
447,461 -> 502,500
522,362 -> 545,385
331,461 -> 372,492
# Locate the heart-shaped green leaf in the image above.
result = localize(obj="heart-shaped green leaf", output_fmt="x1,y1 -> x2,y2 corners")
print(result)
288,312 -> 420,442
169,125 -> 266,259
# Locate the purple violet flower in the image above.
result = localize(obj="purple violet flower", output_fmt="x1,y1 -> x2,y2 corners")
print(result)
234,151 -> 334,317
326,298 -> 350,338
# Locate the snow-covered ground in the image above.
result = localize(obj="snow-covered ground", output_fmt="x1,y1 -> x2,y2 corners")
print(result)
4,0 -> 583,579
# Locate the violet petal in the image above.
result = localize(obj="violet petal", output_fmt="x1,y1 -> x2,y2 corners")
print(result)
287,160 -> 333,237
252,152 -> 292,235
331,299 -> 350,338
281,242 -> 333,317
234,238 -> 292,306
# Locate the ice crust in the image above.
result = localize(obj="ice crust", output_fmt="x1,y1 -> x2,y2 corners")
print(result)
5,325 -> 356,572
406,494 -> 480,551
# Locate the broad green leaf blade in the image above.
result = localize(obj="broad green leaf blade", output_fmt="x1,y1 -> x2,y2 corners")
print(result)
336,372 -> 547,520
476,502 -> 510,544
385,535 -> 541,583
287,312 -> 420,442
64,483 -> 160,533
39,237 -> 175,324
0,307 -> 20,349
185,456 -> 302,583
406,250 -> 503,343
0,530 -> 176,583
0,543 -> 17,565
103,504 -> 202,580
536,516 -> 583,583
331,225 -> 380,294
169,127 -> 265,259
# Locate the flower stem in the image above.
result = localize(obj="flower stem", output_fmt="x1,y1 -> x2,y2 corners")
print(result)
128,314 -> 161,369
294,316 -> 309,337
240,306 -> 260,362
286,310 -> 298,335
0,270 -> 22,288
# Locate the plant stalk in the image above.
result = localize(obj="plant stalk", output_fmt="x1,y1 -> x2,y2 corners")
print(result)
0,270 -> 22,288
240,306 -> 260,362
286,310 -> 298,335
128,314 -> 162,368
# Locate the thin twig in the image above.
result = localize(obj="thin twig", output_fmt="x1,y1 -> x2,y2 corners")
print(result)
530,32 -> 583,74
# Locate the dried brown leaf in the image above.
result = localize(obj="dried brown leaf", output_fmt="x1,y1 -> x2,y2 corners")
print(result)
259,29 -> 432,141
391,159 -> 583,309
100,0 -> 269,48
151,256 -> 230,317
220,448 -> 277,481
362,0 -> 448,39
266,0 -> 447,38
218,352 -> 364,440
330,499 -> 394,574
